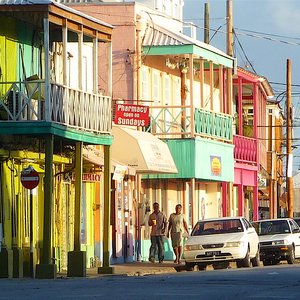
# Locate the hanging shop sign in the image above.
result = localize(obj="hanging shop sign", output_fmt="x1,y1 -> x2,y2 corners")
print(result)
113,165 -> 128,181
114,103 -> 149,127
21,166 -> 40,190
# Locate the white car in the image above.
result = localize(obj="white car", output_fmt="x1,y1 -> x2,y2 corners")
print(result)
252,218 -> 300,266
184,217 -> 260,271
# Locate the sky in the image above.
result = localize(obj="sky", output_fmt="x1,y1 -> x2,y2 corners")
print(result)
183,0 -> 300,171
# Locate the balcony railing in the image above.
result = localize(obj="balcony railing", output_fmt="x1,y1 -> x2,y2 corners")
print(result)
233,134 -> 257,164
145,105 -> 233,143
0,81 -> 112,134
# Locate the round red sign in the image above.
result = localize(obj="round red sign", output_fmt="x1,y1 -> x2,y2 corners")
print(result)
21,166 -> 40,190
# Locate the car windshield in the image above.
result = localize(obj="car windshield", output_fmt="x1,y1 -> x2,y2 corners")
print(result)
252,220 -> 291,236
191,219 -> 244,236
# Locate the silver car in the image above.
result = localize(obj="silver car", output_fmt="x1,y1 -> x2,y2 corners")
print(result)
252,218 -> 300,266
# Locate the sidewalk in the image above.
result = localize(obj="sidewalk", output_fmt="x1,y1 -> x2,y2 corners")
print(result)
86,261 -> 184,277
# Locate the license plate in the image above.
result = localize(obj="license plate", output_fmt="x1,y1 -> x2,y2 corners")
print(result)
205,251 -> 221,256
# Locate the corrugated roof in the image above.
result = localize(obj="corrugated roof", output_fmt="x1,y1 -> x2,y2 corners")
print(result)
0,0 -> 52,4
142,23 -> 232,60
0,0 -> 114,29
237,67 -> 274,97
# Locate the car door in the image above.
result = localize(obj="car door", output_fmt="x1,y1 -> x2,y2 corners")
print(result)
289,219 -> 300,257
242,218 -> 258,256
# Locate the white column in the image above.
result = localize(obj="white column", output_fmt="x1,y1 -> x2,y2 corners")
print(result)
78,30 -> 83,91
93,35 -> 98,94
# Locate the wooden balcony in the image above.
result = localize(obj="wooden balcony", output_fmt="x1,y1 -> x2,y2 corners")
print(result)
145,105 -> 233,143
0,80 -> 112,134
233,134 -> 257,164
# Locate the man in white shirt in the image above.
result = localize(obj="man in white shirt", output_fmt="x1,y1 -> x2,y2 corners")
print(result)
148,202 -> 167,263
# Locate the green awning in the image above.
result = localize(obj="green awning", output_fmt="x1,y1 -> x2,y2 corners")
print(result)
142,24 -> 233,68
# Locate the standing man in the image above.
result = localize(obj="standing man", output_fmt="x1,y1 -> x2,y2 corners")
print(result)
167,204 -> 189,264
148,202 -> 167,263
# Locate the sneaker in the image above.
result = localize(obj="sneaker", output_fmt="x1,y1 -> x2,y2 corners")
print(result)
149,257 -> 155,263
159,259 -> 164,263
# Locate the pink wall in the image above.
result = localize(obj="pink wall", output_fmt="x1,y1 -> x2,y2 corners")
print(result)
71,3 -> 136,101
234,165 -> 257,186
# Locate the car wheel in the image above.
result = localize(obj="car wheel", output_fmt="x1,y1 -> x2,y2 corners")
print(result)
287,246 -> 295,264
197,263 -> 207,271
251,249 -> 260,267
236,260 -> 243,268
262,260 -> 271,266
185,262 -> 195,271
242,248 -> 251,267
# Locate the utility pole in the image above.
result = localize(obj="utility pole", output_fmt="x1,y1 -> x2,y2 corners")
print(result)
204,3 -> 210,44
286,59 -> 294,218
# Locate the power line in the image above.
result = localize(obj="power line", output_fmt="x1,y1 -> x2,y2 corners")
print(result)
235,27 -> 300,42
233,28 -> 256,74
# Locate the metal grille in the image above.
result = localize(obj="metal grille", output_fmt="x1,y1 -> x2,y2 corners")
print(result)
202,243 -> 224,249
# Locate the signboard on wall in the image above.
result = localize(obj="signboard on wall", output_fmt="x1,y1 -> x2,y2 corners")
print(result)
70,173 -> 101,182
210,156 -> 222,177
114,104 -> 149,127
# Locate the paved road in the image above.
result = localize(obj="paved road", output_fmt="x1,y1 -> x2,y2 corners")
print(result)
1,264 -> 300,299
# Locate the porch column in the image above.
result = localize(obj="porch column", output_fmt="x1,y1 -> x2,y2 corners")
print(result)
190,178 -> 195,226
62,20 -> 68,86
199,59 -> 204,108
221,182 -> 227,217
209,61 -> 214,111
44,15 -> 51,122
253,183 -> 259,221
108,41 -> 112,97
181,70 -> 187,136
238,77 -> 243,135
98,145 -> 115,274
253,83 -> 259,221
238,184 -> 244,216
78,29 -> 83,90
67,142 -> 86,277
219,65 -> 224,112
253,83 -> 258,138
36,134 -> 56,279
189,54 -> 194,137
227,182 -> 233,216
93,34 -> 98,93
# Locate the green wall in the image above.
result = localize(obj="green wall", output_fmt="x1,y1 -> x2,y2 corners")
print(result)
0,16 -> 41,91
143,137 -> 234,182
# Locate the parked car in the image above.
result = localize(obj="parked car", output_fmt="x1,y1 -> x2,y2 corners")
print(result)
184,217 -> 260,271
252,218 -> 300,266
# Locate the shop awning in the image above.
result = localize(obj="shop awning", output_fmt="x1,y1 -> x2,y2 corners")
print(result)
111,126 -> 178,174
83,147 -> 136,176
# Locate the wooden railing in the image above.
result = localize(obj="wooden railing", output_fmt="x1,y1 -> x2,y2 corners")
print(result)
0,81 -> 112,134
145,105 -> 233,142
233,134 -> 257,164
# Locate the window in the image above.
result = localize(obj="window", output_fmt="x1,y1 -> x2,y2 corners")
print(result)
163,75 -> 171,105
141,67 -> 149,102
152,71 -> 161,105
